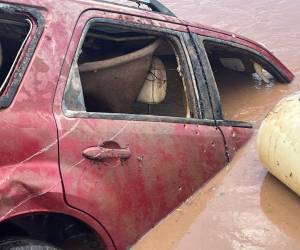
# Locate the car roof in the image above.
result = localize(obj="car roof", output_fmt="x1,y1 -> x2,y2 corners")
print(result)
2,0 -> 294,82
2,0 -> 242,36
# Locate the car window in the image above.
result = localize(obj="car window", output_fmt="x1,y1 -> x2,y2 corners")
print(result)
63,23 -> 196,119
202,39 -> 282,124
0,15 -> 32,95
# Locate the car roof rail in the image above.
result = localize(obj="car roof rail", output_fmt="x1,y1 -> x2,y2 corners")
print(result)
128,0 -> 176,17
94,0 -> 176,17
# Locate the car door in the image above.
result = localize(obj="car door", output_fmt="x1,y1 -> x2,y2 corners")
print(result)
189,28 -> 294,159
53,10 -> 227,249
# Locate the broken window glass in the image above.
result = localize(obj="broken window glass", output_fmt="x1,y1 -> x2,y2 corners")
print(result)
64,24 -> 191,118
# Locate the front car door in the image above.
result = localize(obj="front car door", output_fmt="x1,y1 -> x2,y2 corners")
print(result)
54,10 -> 227,249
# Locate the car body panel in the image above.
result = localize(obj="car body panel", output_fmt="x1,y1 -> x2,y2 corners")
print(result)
0,4 -> 63,222
219,127 -> 254,160
0,3 -> 115,247
53,9 -> 227,248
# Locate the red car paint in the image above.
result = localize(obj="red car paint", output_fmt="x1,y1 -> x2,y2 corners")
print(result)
0,0 -> 293,249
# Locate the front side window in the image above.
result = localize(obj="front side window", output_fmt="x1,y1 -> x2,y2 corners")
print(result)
0,14 -> 31,95
64,23 -> 195,119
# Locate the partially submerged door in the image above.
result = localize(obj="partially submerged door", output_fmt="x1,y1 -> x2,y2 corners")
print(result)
54,11 -> 227,248
189,28 -> 294,158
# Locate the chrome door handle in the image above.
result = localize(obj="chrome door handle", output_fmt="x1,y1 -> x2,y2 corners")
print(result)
82,146 -> 131,161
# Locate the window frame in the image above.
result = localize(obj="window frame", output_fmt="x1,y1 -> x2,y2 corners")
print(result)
62,17 -> 214,125
192,34 -> 288,128
0,3 -> 44,109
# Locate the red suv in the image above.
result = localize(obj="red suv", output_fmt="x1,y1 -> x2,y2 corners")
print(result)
0,0 -> 293,249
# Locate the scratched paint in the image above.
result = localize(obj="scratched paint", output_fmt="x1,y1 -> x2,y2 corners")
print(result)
0,0 -> 81,225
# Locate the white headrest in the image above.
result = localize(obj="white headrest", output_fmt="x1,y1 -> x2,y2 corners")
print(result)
137,57 -> 167,104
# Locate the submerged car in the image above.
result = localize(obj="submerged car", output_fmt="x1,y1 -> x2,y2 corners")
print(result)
0,0 -> 294,249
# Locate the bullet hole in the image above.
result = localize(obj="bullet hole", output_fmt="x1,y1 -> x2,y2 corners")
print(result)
290,172 -> 293,178
276,161 -> 280,166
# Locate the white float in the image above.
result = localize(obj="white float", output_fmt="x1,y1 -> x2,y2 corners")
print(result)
257,92 -> 300,195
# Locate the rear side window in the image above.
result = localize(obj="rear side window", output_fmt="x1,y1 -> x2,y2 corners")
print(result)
0,15 -> 31,95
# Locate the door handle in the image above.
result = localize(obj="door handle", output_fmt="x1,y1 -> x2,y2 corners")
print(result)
82,146 -> 131,161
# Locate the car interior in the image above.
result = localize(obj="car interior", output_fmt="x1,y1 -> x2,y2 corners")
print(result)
204,41 -> 278,123
64,24 -> 191,118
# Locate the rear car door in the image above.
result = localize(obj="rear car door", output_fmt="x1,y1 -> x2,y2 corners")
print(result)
53,10 -> 227,248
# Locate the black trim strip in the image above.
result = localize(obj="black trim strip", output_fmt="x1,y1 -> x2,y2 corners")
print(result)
216,120 -> 253,128
65,110 -> 216,126
190,33 -> 223,120
182,32 -> 214,120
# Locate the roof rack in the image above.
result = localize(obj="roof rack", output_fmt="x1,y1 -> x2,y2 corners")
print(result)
128,0 -> 176,17
95,0 -> 176,17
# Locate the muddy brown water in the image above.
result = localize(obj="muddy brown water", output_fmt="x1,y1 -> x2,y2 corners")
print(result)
132,1 -> 300,249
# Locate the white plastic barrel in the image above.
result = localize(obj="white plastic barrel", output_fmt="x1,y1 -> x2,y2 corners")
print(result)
257,92 -> 300,195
